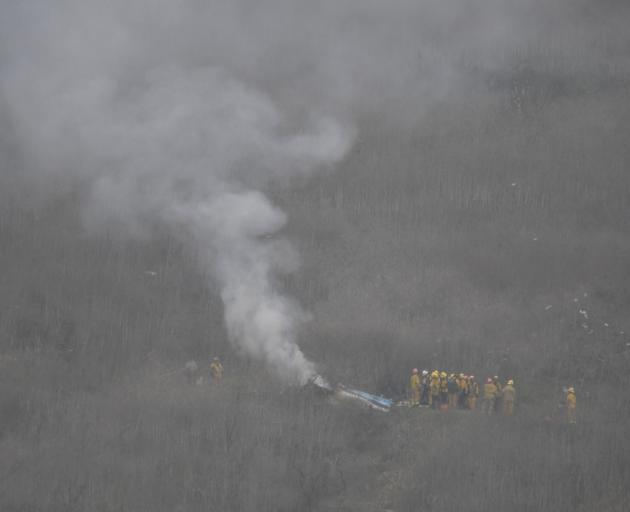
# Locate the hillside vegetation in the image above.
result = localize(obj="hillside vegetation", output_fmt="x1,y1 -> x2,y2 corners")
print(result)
2,24 -> 630,512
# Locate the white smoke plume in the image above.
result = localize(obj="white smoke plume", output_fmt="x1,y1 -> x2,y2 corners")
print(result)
1,0 -> 616,382
19,65 -> 350,384
1,2 -> 356,384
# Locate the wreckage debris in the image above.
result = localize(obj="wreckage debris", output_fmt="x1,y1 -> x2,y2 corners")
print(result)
308,378 -> 393,412
335,385 -> 393,412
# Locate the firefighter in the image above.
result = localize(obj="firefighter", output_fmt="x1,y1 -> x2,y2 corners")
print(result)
210,356 -> 224,384
457,374 -> 468,409
502,379 -> 516,415
440,371 -> 449,407
482,377 -> 497,415
468,376 -> 479,410
566,387 -> 577,424
447,373 -> 459,408
493,376 -> 503,414
420,370 -> 430,406
410,368 -> 421,406
430,370 -> 441,409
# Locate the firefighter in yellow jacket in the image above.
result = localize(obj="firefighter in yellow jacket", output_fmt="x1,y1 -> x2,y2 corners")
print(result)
457,374 -> 468,409
482,378 -> 497,415
439,371 -> 448,407
566,387 -> 577,424
210,357 -> 223,384
409,368 -> 421,406
502,380 -> 516,415
430,371 -> 441,409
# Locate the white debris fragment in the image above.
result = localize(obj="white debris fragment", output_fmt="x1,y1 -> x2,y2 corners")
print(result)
604,323 -> 609,327
532,237 -> 538,241
185,360 -> 198,372
573,298 -> 579,302
545,305 -> 553,310
312,374 -> 332,391
583,293 -> 588,297
579,309 -> 589,319
511,182 -> 517,187
144,270 -> 158,276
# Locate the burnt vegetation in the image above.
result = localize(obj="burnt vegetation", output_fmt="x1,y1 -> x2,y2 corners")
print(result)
2,4 -> 630,512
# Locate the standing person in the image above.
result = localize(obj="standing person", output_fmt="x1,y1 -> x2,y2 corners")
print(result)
502,380 -> 516,415
440,371 -> 449,409
493,376 -> 503,414
420,370 -> 431,406
566,387 -> 577,424
447,374 -> 459,408
409,368 -> 421,406
468,376 -> 479,410
457,374 -> 468,409
210,356 -> 224,384
430,371 -> 441,409
482,378 -> 497,415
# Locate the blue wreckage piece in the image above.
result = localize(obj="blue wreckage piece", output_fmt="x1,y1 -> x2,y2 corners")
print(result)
336,385 -> 393,412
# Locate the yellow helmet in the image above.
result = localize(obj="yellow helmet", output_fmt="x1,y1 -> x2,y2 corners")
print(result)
432,370 -> 439,378
440,371 -> 447,378
507,380 -> 514,386
568,387 -> 575,393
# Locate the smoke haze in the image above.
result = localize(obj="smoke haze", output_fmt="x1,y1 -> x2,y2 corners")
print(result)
1,0 -> 629,382
3,2 -> 630,510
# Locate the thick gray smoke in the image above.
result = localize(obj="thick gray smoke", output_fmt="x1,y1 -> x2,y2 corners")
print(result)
1,1 -> 359,384
3,50 -> 352,384
1,0 -> 618,383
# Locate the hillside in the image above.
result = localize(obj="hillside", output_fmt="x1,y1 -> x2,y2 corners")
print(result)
1,1 -> 630,510
2,83 -> 630,509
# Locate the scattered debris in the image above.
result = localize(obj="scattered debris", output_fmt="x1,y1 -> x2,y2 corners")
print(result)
545,305 -> 553,311
144,270 -> 158,276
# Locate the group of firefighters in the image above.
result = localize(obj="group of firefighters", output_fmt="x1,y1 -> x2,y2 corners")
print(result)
408,369 -> 513,414
185,358 -> 577,423
408,369 -> 577,423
